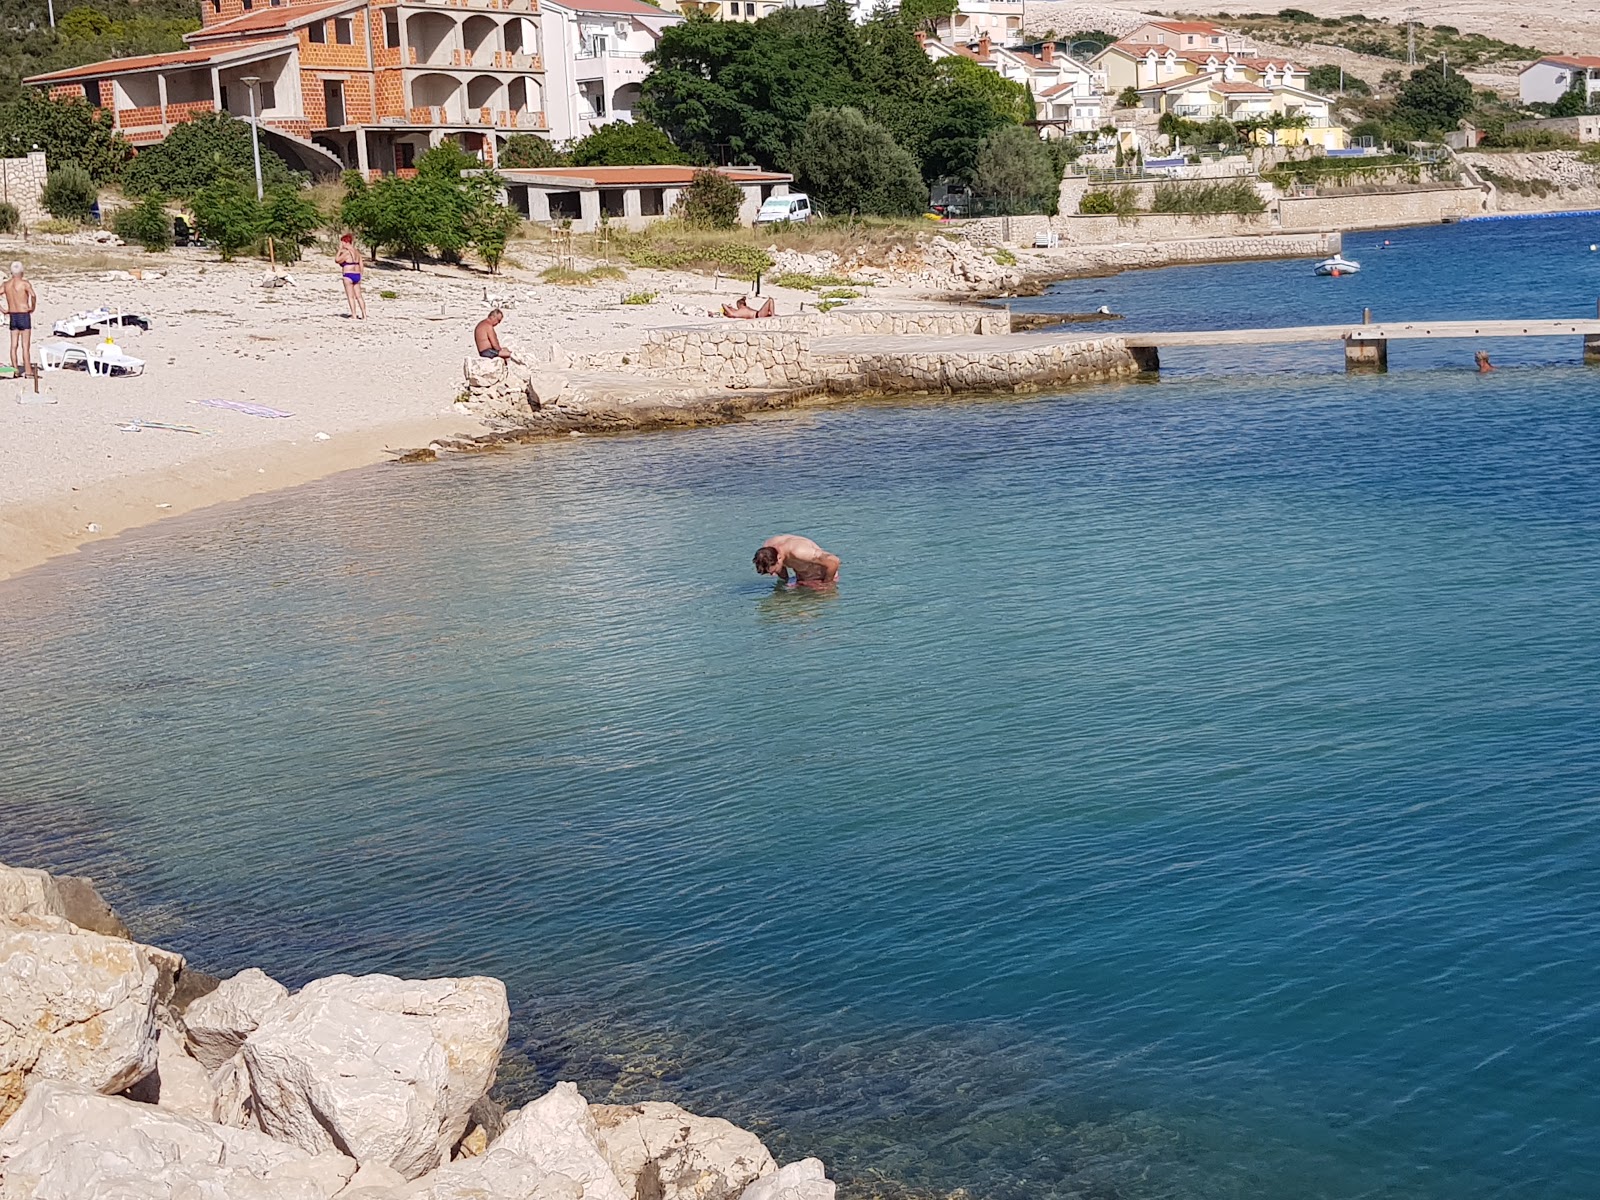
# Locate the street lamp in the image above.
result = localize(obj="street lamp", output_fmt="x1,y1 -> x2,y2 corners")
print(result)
240,75 -> 264,200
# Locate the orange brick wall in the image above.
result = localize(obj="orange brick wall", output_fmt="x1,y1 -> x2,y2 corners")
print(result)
201,0 -> 347,31
300,69 -> 325,125
375,69 -> 405,119
49,83 -> 90,102
298,14 -> 372,69
300,70 -> 373,126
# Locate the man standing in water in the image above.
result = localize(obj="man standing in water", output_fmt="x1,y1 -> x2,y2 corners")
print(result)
754,535 -> 840,588
2,261 -> 36,377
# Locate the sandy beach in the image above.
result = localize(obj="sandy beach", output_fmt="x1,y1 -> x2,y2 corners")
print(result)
0,238 -> 784,582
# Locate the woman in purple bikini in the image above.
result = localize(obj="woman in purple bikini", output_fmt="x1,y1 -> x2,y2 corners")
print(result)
335,233 -> 367,320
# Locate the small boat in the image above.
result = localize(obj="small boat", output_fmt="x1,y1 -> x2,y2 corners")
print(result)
1314,255 -> 1362,277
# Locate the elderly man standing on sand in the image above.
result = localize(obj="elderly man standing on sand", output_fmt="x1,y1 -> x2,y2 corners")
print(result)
2,261 -> 36,376
474,309 -> 512,360
754,534 -> 840,588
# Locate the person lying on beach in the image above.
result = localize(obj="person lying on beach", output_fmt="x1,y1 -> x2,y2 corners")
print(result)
474,309 -> 512,360
754,534 -> 840,588
3,261 -> 36,376
715,296 -> 775,320
1475,350 -> 1494,373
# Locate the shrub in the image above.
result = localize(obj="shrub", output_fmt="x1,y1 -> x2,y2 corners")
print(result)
0,202 -> 17,234
42,161 -> 97,223
462,175 -> 521,274
261,184 -> 323,261
818,288 -> 861,299
991,248 -> 1017,266
540,265 -> 626,284
1147,179 -> 1266,215
1078,189 -> 1117,214
1116,86 -> 1141,108
501,134 -> 570,168
621,290 -> 658,304
378,289 -> 398,299
773,272 -> 867,290
673,170 -> 744,229
972,124 -> 1060,215
570,120 -> 684,166
192,174 -> 264,260
0,93 -> 131,182
112,193 -> 174,251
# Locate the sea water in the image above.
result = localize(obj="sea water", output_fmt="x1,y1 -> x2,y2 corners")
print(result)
4,216 -> 1600,1200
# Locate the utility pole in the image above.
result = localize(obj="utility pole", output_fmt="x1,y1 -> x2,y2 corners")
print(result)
240,76 -> 264,201
46,0 -> 55,28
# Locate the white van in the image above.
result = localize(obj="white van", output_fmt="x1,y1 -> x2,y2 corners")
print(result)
755,192 -> 813,225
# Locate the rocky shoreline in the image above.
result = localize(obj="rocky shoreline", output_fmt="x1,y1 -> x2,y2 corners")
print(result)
0,860 -> 836,1200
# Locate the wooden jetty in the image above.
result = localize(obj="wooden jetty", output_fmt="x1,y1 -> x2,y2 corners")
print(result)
1122,307 -> 1600,373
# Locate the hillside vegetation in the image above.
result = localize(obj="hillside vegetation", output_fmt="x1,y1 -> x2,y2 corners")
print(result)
1205,10 -> 1541,69
0,0 -> 200,104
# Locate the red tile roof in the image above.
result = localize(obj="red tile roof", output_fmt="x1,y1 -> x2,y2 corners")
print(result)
1541,55 -> 1600,69
25,39 -> 288,83
188,0 -> 360,42
552,0 -> 677,15
502,165 -> 790,186
1212,81 -> 1271,94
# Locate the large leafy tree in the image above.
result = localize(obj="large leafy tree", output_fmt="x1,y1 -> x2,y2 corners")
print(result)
792,106 -> 925,216
122,112 -> 296,197
0,92 -> 130,180
921,59 -> 1033,183
1391,63 -> 1473,137
569,120 -> 684,165
500,134 -> 570,168
972,124 -> 1058,214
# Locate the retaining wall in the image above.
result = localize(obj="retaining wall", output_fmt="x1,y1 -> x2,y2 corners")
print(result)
0,152 -> 48,226
830,337 -> 1137,394
1276,187 -> 1487,229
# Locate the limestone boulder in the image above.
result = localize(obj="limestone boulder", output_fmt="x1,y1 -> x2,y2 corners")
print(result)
0,862 -> 129,939
592,1101 -> 776,1200
737,1159 -> 834,1200
395,1149 -> 586,1200
491,1083 -> 630,1200
240,973 -> 509,1180
183,966 -> 290,1070
0,924 -> 159,1125
124,1024 -> 218,1121
0,1079 -> 357,1200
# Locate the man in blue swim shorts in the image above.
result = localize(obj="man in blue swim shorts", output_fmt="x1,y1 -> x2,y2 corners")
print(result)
2,261 -> 36,377
474,309 -> 512,360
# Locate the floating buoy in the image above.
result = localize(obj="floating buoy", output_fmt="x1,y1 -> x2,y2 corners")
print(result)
1332,269 -> 1341,277
1591,243 -> 1598,251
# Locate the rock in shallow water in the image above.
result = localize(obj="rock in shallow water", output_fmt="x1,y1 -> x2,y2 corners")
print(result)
240,972 -> 509,1180
492,1082 -> 631,1200
592,1100 -> 777,1200
738,1158 -> 835,1200
0,1078 -> 356,1199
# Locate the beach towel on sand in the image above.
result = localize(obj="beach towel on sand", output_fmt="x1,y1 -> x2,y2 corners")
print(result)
197,398 -> 293,418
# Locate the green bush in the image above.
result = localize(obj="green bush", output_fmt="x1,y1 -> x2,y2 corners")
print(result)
621,290 -> 658,304
1147,179 -> 1266,215
0,202 -> 17,234
1116,86 -> 1141,108
1477,126 -> 1580,150
192,174 -> 264,260
0,93 -> 131,182
122,112 -> 295,198
1077,189 -> 1117,214
112,193 -> 174,251
570,120 -> 683,166
672,170 -> 744,230
500,134 -> 570,168
261,184 -> 323,261
792,107 -> 926,218
991,248 -> 1017,266
42,161 -> 97,223
972,124 -> 1060,215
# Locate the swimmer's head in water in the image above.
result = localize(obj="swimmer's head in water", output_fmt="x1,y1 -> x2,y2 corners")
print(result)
753,546 -> 779,575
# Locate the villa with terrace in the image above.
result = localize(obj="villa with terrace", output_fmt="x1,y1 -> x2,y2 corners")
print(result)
26,0 -> 676,174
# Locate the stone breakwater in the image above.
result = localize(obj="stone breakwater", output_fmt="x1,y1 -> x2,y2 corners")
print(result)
0,860 -> 838,1200
443,308 -> 1138,454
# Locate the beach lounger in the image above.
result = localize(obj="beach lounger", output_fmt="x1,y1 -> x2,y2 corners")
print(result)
88,344 -> 145,377
38,343 -> 91,373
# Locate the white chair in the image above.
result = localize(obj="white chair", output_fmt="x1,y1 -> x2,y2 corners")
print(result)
38,343 -> 90,373
88,344 -> 145,377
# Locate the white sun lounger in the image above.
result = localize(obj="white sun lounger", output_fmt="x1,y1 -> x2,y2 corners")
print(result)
38,343 -> 91,372
88,344 -> 145,377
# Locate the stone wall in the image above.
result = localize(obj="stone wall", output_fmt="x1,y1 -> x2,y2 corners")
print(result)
828,337 -> 1138,394
1504,115 -> 1600,144
1062,211 -> 1274,244
1276,186 -> 1488,230
0,152 -> 48,226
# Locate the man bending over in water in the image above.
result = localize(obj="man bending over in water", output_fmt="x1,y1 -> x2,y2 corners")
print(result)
754,534 -> 840,588
474,309 -> 512,360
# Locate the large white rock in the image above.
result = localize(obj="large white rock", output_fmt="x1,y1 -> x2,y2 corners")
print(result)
184,967 -> 290,1071
0,865 -> 66,923
0,924 -> 159,1125
240,973 -> 509,1180
395,1150 -> 585,1200
149,1025 -> 219,1121
492,1083 -> 630,1200
592,1101 -> 776,1200
737,1159 -> 834,1200
0,1079 -> 357,1199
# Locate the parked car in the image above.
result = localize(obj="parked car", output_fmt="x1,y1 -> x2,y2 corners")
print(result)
755,193 -> 813,225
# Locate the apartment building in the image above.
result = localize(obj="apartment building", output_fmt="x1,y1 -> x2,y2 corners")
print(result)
922,34 -> 1105,134
27,0 -> 674,173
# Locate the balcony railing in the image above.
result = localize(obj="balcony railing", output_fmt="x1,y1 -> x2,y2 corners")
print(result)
411,48 -> 543,69
434,0 -> 539,11
491,50 -> 541,69
406,104 -> 546,128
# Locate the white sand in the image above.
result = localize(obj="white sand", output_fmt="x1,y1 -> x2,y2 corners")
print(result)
0,239 -> 759,581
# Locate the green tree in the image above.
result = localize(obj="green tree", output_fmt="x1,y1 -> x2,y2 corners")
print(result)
122,112 -> 295,197
0,92 -> 130,180
501,134 -> 570,168
895,0 -> 955,32
1199,116 -> 1239,145
972,124 -> 1058,214
111,192 -> 173,250
1392,63 -> 1473,136
463,175 -> 520,273
1117,85 -> 1141,108
1306,64 -> 1370,95
192,174 -> 264,260
261,184 -> 322,261
0,202 -> 18,234
570,120 -> 684,165
792,106 -> 925,216
920,58 -> 1032,183
673,169 -> 743,228
42,161 -> 97,222
1548,73 -> 1590,117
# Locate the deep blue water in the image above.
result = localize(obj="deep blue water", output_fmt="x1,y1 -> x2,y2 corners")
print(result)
4,216 -> 1600,1200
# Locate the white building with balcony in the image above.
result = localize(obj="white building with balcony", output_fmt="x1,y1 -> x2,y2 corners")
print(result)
930,0 -> 1024,48
541,0 -> 680,141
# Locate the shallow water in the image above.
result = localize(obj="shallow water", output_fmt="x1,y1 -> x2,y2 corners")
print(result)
4,217 -> 1600,1199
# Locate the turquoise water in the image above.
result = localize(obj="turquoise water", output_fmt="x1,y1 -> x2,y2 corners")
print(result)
4,216 -> 1600,1199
